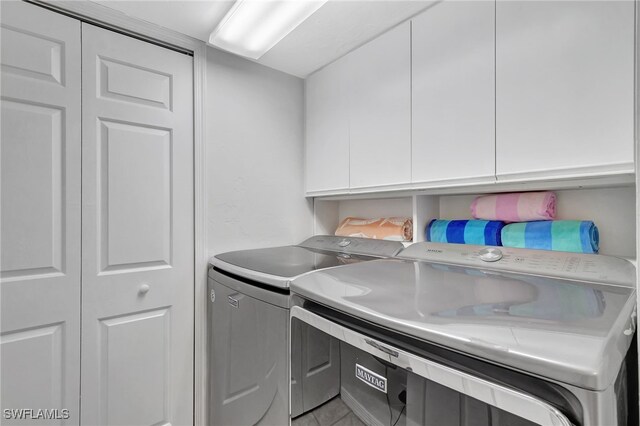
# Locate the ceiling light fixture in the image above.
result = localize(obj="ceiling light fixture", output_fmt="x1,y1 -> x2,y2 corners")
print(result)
209,0 -> 328,60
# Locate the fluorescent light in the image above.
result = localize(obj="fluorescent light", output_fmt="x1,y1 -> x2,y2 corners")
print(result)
209,0 -> 328,60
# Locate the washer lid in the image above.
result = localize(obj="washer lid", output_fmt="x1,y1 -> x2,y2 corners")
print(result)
211,247 -> 377,289
298,235 -> 405,258
210,236 -> 405,289
290,257 -> 637,391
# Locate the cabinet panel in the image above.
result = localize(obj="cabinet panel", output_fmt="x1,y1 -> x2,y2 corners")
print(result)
305,57 -> 350,193
348,22 -> 411,189
496,1 -> 634,179
412,1 -> 495,185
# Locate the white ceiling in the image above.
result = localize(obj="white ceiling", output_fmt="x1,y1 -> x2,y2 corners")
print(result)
92,0 -> 435,77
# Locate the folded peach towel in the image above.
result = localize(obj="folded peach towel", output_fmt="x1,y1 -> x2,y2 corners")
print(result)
335,217 -> 413,242
471,191 -> 557,222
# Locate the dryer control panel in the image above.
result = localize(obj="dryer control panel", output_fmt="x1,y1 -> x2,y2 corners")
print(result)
398,242 -> 636,287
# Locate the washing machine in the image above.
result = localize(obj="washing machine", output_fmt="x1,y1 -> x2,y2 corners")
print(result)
207,235 -> 404,425
290,242 -> 637,426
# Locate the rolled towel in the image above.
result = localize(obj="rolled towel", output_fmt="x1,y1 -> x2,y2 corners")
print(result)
335,217 -> 413,241
471,191 -> 557,222
501,220 -> 599,254
426,219 -> 505,246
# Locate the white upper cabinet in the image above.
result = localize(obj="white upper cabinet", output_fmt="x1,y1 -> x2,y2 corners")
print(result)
305,57 -> 350,193
347,22 -> 412,189
412,1 -> 495,185
496,0 -> 635,180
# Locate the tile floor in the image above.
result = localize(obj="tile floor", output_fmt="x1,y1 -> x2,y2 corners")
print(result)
292,396 -> 366,426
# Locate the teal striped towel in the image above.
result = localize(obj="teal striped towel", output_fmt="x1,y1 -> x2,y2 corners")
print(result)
501,221 -> 599,254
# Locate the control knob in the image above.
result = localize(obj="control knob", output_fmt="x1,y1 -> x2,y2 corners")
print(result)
479,248 -> 503,262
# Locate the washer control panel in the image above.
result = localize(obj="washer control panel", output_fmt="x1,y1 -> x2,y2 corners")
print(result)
398,242 -> 636,287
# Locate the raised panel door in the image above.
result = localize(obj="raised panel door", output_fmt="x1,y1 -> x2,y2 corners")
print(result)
81,24 -> 194,426
0,2 -> 81,424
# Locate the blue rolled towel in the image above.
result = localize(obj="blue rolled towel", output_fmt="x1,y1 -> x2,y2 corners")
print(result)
501,220 -> 599,254
426,219 -> 505,246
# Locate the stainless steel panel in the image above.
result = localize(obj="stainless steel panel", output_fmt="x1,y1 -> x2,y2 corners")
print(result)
290,321 -> 341,417
300,324 -> 340,412
208,278 -> 288,426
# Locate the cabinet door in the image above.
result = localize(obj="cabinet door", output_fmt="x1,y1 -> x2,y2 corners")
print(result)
305,57 -> 350,194
0,2 -> 81,424
496,1 -> 634,179
81,24 -> 194,426
348,22 -> 411,189
412,1 -> 495,185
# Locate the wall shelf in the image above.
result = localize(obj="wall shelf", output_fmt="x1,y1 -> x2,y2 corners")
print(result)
313,183 -> 637,259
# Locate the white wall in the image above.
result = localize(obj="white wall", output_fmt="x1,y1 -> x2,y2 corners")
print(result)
206,47 -> 313,255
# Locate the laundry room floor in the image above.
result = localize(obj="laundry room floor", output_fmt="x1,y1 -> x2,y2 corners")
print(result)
292,397 -> 366,426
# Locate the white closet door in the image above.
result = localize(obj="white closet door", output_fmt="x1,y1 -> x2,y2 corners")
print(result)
0,2 -> 81,424
81,24 -> 194,426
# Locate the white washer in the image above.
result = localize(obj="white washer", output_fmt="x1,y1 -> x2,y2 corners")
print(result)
290,242 -> 637,426
207,235 -> 404,426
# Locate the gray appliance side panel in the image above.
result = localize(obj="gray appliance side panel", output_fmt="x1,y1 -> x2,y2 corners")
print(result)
300,323 -> 341,412
290,320 -> 303,418
208,278 -> 288,426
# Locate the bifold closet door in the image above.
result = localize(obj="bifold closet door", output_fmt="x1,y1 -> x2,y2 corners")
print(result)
0,2 -> 81,424
81,24 -> 194,426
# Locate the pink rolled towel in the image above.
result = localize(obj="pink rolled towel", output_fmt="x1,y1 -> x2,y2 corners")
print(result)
470,192 -> 557,222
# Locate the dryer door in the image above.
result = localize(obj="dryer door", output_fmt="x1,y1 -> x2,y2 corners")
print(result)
208,278 -> 288,426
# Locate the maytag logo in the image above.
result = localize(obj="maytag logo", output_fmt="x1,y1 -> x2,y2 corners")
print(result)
426,249 -> 443,253
355,364 -> 387,393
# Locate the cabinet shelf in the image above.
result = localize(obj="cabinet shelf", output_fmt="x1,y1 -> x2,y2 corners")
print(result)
313,185 -> 636,259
